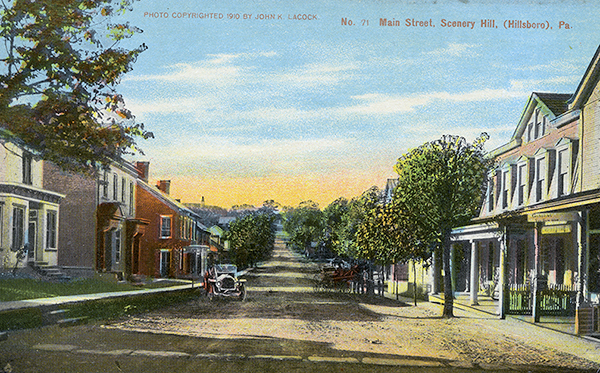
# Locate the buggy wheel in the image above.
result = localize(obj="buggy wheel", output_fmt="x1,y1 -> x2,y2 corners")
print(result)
239,284 -> 247,301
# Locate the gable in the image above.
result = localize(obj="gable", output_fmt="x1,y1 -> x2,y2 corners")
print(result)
512,92 -> 571,143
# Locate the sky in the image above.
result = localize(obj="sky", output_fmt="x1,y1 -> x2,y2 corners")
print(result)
116,0 -> 600,209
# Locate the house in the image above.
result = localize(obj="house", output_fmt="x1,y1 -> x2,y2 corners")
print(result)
446,45 -> 600,334
135,162 -> 210,279
0,134 -> 63,274
43,159 -> 146,280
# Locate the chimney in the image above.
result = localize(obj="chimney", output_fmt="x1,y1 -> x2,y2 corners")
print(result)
157,180 -> 171,195
136,161 -> 150,182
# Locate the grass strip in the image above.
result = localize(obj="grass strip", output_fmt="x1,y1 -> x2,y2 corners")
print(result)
0,278 -> 182,302
0,288 -> 200,331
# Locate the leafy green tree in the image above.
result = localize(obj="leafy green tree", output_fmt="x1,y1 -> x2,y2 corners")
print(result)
225,212 -> 276,268
282,200 -> 324,256
355,202 -> 428,265
393,134 -> 493,317
321,197 -> 349,257
333,186 -> 381,259
0,0 -> 151,172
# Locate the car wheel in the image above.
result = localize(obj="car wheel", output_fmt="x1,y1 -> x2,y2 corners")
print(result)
238,284 -> 247,301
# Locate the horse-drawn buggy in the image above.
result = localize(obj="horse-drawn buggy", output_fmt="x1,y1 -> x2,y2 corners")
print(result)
313,261 -> 362,292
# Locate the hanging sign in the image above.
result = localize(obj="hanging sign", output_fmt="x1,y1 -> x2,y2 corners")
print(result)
528,212 -> 580,223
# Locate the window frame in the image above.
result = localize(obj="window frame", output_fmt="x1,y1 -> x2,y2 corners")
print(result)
113,173 -> 118,200
517,161 -> 528,206
46,210 -> 58,250
535,154 -> 547,203
22,152 -> 32,185
160,215 -> 173,239
12,205 -> 25,251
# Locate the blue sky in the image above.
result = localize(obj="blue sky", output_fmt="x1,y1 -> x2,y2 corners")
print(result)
117,0 -> 600,207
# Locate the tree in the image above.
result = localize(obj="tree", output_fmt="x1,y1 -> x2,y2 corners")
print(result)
282,200 -> 324,256
225,211 -> 276,268
355,202 -> 429,265
321,197 -> 349,257
334,186 -> 381,259
393,134 -> 493,317
0,0 -> 152,172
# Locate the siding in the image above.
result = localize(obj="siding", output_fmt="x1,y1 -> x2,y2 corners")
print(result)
581,83 -> 600,192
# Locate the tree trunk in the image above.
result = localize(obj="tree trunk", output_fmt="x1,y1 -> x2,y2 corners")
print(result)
442,230 -> 454,318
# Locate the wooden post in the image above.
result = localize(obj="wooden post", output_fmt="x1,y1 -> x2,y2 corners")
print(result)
532,222 -> 541,323
470,240 -> 479,305
575,210 -> 588,334
498,226 -> 507,319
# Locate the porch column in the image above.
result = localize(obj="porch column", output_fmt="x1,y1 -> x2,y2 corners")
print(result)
532,222 -> 542,323
576,209 -> 588,309
498,227 -> 507,319
575,210 -> 589,334
470,240 -> 479,305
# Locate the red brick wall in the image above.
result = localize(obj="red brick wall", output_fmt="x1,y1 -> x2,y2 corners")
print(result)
135,185 -> 191,277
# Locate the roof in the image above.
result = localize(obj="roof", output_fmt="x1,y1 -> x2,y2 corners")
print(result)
137,179 -> 207,230
569,44 -> 600,109
490,92 -> 573,158
534,92 -> 571,116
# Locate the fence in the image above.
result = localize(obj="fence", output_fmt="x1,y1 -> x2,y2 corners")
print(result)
504,283 -> 577,317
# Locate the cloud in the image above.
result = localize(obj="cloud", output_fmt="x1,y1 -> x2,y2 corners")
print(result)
275,61 -> 359,88
508,76 -> 580,91
122,51 -> 278,85
345,87 -> 529,115
426,43 -> 480,58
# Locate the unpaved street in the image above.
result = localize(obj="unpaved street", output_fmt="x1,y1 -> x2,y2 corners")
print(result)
105,237 -> 600,372
2,236 -> 600,373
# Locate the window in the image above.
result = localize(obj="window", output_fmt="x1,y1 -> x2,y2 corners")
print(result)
535,157 -> 545,202
534,110 -> 542,139
160,215 -> 172,239
517,164 -> 527,206
527,123 -> 533,142
46,211 -> 57,249
121,177 -> 126,202
113,174 -> 118,200
115,230 -> 121,263
129,182 -> 134,216
557,149 -> 569,197
22,152 -> 32,185
542,116 -> 547,137
12,206 -> 25,251
501,170 -> 509,209
102,171 -> 109,198
487,177 -> 495,212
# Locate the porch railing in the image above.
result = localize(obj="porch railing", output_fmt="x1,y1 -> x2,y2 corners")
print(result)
504,283 -> 577,317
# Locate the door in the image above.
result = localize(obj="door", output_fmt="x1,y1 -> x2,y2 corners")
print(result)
160,250 -> 170,278
104,230 -> 113,271
27,221 -> 36,261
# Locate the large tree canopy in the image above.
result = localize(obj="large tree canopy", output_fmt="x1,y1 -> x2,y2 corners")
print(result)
226,211 -> 276,268
393,134 -> 494,317
0,0 -> 151,171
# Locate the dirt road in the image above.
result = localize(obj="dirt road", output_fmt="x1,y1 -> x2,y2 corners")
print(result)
1,236 -> 599,372
105,238 -> 600,372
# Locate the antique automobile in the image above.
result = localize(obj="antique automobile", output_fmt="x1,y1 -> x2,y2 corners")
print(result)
203,264 -> 247,300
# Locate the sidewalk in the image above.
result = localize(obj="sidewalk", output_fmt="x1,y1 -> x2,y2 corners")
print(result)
428,293 -> 580,336
0,281 -> 200,312
416,292 -> 600,366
